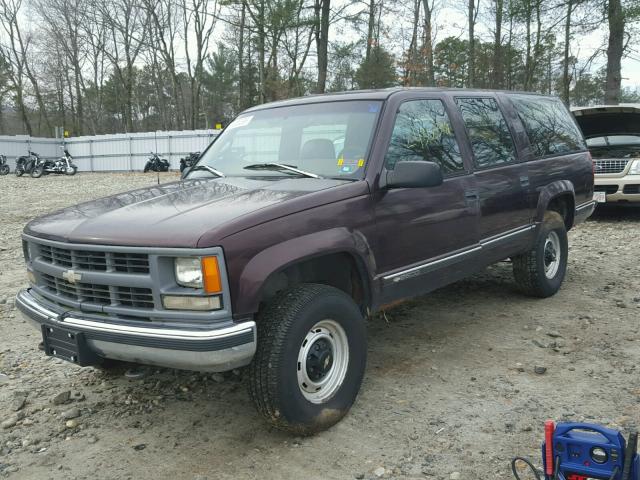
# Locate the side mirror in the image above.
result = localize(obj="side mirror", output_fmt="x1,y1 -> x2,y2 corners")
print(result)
181,167 -> 191,179
386,160 -> 443,188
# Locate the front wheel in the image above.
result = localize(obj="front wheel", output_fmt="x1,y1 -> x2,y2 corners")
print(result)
512,211 -> 568,298
0,164 -> 9,175
65,166 -> 77,175
248,284 -> 367,435
31,166 -> 44,178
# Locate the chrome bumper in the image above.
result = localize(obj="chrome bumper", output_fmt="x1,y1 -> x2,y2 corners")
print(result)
15,289 -> 256,372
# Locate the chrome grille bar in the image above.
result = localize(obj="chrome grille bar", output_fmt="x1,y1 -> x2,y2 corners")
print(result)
594,159 -> 629,174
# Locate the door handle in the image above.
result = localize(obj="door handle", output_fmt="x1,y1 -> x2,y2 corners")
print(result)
464,191 -> 479,206
520,175 -> 530,187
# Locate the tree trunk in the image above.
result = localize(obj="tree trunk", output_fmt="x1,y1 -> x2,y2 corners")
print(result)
562,0 -> 573,104
524,0 -> 532,90
468,0 -> 476,87
423,0 -> 435,86
315,0 -> 330,93
366,0 -> 375,60
492,0 -> 503,88
604,0 -> 624,105
403,0 -> 419,85
238,3 -> 245,108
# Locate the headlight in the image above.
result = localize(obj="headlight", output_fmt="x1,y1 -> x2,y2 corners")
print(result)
175,257 -> 203,288
629,159 -> 640,175
174,256 -> 223,293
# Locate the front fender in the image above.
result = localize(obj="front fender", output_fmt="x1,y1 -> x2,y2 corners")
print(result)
534,180 -> 575,227
233,227 -> 377,317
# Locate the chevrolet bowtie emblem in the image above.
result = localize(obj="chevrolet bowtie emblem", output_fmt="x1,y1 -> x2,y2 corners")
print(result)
62,270 -> 82,284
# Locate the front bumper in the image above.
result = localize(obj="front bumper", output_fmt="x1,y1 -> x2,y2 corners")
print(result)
16,289 -> 256,372
595,175 -> 640,203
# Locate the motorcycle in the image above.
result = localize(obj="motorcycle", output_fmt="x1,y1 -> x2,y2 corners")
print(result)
0,155 -> 9,175
179,152 -> 200,172
144,152 -> 170,172
15,151 -> 40,177
31,147 -> 77,178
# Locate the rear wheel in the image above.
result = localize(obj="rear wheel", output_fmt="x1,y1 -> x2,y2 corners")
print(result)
15,167 -> 24,177
0,164 -> 9,175
31,166 -> 44,178
248,283 -> 367,435
512,211 -> 568,298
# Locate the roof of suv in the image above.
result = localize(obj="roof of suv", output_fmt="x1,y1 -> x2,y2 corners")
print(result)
244,87 -> 551,113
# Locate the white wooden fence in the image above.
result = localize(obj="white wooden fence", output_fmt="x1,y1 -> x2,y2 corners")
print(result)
0,129 -> 220,172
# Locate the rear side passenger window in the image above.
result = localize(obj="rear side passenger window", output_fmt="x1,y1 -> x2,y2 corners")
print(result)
456,97 -> 516,168
385,99 -> 464,175
510,95 -> 586,158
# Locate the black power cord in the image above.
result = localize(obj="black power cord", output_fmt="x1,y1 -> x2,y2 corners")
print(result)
511,457 -> 542,480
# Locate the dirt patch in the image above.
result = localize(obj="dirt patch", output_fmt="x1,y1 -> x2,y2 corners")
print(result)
1,174 -> 640,479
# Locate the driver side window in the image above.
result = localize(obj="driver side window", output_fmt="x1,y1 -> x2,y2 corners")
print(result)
384,99 -> 464,175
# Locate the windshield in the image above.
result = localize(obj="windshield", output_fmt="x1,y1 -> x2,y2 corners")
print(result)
187,100 -> 383,180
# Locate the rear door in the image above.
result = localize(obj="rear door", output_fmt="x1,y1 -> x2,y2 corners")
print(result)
372,95 -> 480,302
453,95 -> 532,248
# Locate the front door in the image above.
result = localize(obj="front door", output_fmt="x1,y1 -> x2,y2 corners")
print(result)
372,98 -> 480,304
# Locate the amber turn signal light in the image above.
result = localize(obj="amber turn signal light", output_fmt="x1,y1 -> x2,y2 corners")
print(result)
201,256 -> 222,294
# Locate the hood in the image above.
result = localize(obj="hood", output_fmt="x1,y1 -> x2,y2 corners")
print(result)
571,104 -> 640,138
25,176 -> 357,247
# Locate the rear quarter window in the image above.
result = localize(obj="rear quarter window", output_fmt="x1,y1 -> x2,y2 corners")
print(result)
511,95 -> 586,158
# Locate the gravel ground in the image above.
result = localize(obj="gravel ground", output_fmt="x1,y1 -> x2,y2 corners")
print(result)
1,173 -> 640,480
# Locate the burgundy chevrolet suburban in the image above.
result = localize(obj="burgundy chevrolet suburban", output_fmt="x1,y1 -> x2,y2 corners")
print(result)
16,88 -> 595,434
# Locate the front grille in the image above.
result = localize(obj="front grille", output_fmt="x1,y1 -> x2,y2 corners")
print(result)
594,184 -> 619,195
40,273 -> 154,309
623,184 -> 640,194
594,159 -> 629,174
39,245 -> 148,273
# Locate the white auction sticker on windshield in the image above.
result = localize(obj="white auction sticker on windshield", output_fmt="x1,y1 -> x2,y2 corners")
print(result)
227,115 -> 253,130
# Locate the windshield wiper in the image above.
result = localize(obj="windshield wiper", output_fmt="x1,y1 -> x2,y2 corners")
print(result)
189,165 -> 225,177
243,163 -> 321,179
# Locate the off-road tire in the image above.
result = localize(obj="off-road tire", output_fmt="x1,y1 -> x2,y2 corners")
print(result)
31,166 -> 44,178
512,211 -> 568,298
0,164 -> 9,175
248,283 -> 367,436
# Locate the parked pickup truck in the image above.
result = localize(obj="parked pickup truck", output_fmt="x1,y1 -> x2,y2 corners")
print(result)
16,88 -> 594,435
572,104 -> 640,204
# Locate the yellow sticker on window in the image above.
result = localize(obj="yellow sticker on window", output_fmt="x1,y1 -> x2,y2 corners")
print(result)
358,159 -> 365,167
337,157 -> 344,166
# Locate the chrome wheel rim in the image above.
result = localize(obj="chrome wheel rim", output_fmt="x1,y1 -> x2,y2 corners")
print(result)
543,231 -> 561,279
297,319 -> 349,404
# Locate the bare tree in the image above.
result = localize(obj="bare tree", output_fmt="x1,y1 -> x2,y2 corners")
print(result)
96,0 -> 149,132
0,0 -> 51,133
181,0 -> 219,128
604,0 -> 624,104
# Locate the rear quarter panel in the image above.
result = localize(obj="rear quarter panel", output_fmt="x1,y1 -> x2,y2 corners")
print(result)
527,151 -> 594,222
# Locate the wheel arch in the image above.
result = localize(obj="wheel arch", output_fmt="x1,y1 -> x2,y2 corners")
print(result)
233,228 -> 376,317
535,180 -> 576,230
